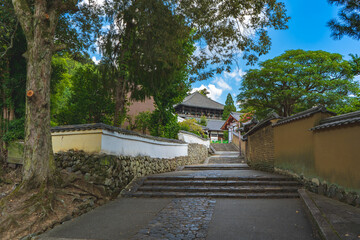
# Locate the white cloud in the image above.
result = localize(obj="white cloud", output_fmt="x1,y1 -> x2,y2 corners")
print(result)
80,0 -> 105,6
92,56 -> 100,64
223,68 -> 246,82
213,77 -> 232,91
191,84 -> 223,101
207,84 -> 223,101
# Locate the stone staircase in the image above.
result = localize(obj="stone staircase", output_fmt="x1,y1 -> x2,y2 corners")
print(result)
183,164 -> 249,171
121,150 -> 302,199
210,143 -> 239,152
122,174 -> 301,199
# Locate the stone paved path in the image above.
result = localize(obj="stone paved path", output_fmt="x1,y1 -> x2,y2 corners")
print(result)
40,151 -> 318,240
133,198 -> 215,240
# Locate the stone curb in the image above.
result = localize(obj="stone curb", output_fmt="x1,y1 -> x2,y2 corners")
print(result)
298,189 -> 341,240
119,176 -> 147,197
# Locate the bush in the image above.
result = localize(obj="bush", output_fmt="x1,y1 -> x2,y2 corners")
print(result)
134,111 -> 152,134
2,118 -> 25,143
197,116 -> 207,126
179,119 -> 205,137
223,130 -> 228,141
149,110 -> 180,139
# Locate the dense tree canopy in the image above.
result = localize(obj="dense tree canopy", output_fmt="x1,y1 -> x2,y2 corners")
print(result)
237,50 -> 359,118
328,0 -> 360,40
0,0 -> 18,58
0,15 -> 26,162
101,0 -> 195,126
102,0 -> 289,125
222,93 -> 237,120
172,0 -> 290,80
56,64 -> 114,125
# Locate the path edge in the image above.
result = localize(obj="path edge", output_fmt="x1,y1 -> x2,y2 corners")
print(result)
298,189 -> 341,240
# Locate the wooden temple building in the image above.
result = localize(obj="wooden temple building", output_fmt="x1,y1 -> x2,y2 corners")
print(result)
174,92 -> 224,120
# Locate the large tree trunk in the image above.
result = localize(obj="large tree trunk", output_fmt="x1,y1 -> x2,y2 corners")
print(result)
12,0 -> 58,187
22,39 -> 55,186
113,77 -> 127,127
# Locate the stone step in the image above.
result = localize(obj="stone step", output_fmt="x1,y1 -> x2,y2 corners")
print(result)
143,180 -> 301,187
138,185 -> 299,194
124,191 -> 299,199
211,143 -> 239,152
147,176 -> 295,181
183,167 -> 248,170
208,157 -> 243,164
183,164 -> 249,170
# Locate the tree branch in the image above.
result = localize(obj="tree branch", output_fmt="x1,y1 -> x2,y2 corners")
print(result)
0,21 -> 18,59
52,44 -> 67,53
12,0 -> 33,41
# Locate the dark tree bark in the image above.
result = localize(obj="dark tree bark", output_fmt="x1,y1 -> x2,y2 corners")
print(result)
113,76 -> 128,127
12,0 -> 63,187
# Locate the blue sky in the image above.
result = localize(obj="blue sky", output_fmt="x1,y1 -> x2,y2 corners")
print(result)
191,0 -> 360,105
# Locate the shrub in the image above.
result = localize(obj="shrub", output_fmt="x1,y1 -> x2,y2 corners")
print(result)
134,111 -> 152,134
179,119 -> 205,137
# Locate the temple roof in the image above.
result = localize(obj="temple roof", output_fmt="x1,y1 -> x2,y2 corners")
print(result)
204,119 -> 226,131
221,112 -> 244,130
230,112 -> 242,121
175,92 -> 224,110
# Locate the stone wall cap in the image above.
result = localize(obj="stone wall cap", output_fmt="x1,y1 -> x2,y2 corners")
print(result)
272,106 -> 336,127
178,130 -> 209,141
51,123 -> 186,144
243,112 -> 281,137
310,110 -> 360,131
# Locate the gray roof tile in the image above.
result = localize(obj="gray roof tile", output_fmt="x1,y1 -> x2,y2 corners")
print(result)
51,123 -> 185,143
311,110 -> 360,131
175,92 -> 224,110
243,113 -> 281,137
230,112 -> 242,121
272,106 -> 336,127
204,119 -> 226,131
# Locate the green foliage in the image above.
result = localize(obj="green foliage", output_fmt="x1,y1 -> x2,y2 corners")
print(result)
179,119 -> 205,138
328,0 -> 360,40
330,90 -> 360,114
174,0 -> 290,80
197,88 -> 210,97
149,111 -> 180,139
56,64 -> 114,125
223,131 -> 229,141
0,0 -> 18,58
237,49 -> 359,117
134,111 -> 152,134
197,116 -> 207,126
0,21 -> 26,156
104,0 -> 289,84
222,94 -> 237,120
349,54 -> 360,75
50,55 -> 73,125
2,118 -> 24,143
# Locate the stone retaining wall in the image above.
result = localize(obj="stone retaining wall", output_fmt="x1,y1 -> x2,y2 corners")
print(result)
55,143 -> 207,197
275,168 -> 360,208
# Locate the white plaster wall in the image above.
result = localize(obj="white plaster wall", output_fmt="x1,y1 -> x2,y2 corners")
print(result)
178,132 -> 210,148
101,130 -> 188,158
